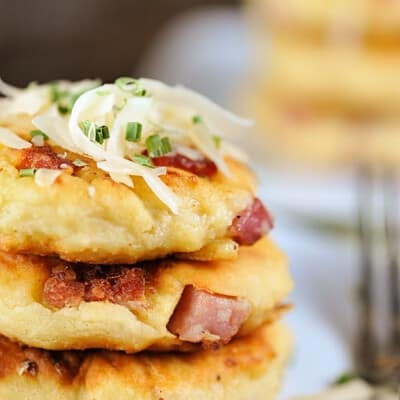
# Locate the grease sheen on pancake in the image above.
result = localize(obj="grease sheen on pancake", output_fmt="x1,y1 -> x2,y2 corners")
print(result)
0,238 -> 292,353
0,323 -> 291,400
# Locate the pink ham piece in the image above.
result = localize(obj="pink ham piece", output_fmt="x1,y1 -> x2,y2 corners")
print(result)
229,198 -> 274,246
167,285 -> 251,347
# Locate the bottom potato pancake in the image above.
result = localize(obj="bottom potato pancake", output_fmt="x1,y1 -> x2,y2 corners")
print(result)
0,238 -> 291,352
0,322 -> 291,400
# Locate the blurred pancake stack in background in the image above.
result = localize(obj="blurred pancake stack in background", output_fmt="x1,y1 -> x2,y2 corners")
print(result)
0,77 -> 293,399
244,0 -> 400,167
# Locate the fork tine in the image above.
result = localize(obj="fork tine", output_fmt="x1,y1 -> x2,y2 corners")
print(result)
356,165 -> 378,376
383,171 -> 400,354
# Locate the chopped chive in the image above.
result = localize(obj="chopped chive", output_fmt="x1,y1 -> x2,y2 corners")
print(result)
146,134 -> 163,157
192,114 -> 203,124
49,81 -> 101,115
146,134 -> 173,157
49,84 -> 64,102
57,104 -> 70,114
102,126 -> 110,139
334,372 -> 358,385
146,134 -> 162,157
30,130 -> 49,141
57,93 -> 78,114
133,154 -> 154,168
72,159 -> 87,167
212,135 -> 221,149
115,77 -> 135,90
95,126 -> 109,144
19,168 -> 36,177
115,77 -> 147,96
161,137 -> 172,154
80,121 -> 109,144
125,122 -> 142,142
95,131 -> 103,144
95,132 -> 104,144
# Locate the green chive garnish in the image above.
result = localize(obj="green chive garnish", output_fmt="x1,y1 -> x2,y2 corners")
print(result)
19,168 -> 36,177
49,81 -> 101,115
100,125 -> 110,139
80,121 -> 109,144
161,137 -> 172,154
49,84 -> 64,102
30,130 -> 49,141
126,122 -> 142,142
133,154 -> 154,168
212,135 -> 221,149
146,134 -> 163,157
115,77 -> 147,96
146,134 -> 173,157
192,114 -> 203,124
57,105 -> 68,114
95,125 -> 109,144
334,372 -> 358,385
115,77 -> 135,90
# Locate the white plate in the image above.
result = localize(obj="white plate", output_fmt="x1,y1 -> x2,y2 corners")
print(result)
256,166 -> 360,398
257,164 -> 358,230
271,216 -> 358,398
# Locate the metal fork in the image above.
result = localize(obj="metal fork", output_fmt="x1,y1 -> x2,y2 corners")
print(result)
356,165 -> 400,387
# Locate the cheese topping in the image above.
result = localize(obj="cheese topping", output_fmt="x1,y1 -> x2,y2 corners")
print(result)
34,169 -> 62,187
0,78 -> 252,213
0,127 -> 32,149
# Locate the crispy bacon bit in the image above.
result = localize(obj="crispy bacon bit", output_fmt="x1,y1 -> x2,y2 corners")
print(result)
17,146 -> 73,171
229,198 -> 274,246
167,285 -> 251,348
112,269 -> 146,305
152,153 -> 217,178
84,279 -> 112,302
43,265 -> 85,308
43,264 -> 146,310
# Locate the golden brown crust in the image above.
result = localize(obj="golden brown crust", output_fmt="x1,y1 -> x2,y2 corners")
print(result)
0,323 -> 292,400
0,238 -> 292,352
0,136 -> 257,263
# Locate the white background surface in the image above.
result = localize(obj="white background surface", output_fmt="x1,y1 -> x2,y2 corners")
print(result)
138,7 -> 361,397
262,183 -> 358,398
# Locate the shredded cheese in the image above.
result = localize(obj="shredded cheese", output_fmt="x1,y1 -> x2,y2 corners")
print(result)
34,169 -> 62,187
0,127 -> 32,149
0,77 -> 253,213
31,135 -> 44,147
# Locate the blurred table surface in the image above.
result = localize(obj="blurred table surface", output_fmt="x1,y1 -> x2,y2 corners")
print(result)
0,0 -> 238,85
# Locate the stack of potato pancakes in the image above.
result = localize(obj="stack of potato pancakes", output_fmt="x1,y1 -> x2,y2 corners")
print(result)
245,0 -> 400,166
0,77 -> 293,399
